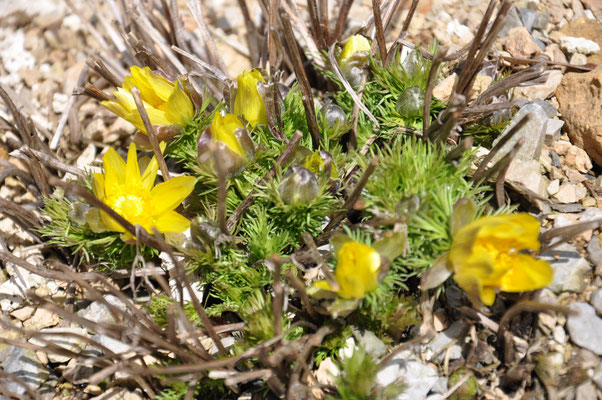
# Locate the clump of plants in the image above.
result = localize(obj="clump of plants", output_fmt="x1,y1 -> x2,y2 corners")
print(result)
0,0 -> 579,398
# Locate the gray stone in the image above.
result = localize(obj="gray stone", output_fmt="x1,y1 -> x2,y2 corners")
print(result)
519,7 -> 538,32
500,6 -> 524,37
567,302 -> 602,355
0,346 -> 49,396
77,294 -> 128,327
559,36 -> 601,55
353,329 -> 387,359
540,243 -> 592,293
531,99 -> 558,118
29,328 -> 89,363
377,358 -> 439,400
545,119 -> 565,145
576,381 -> 597,400
491,102 -> 548,165
588,237 -> 602,266
91,334 -> 132,355
590,289 -> 602,315
533,11 -> 550,31
423,321 -> 466,362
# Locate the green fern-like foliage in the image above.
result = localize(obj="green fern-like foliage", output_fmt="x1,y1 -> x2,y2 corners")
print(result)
360,135 -> 490,276
38,191 -> 158,270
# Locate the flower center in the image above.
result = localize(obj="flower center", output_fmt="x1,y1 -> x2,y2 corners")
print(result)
112,194 -> 146,223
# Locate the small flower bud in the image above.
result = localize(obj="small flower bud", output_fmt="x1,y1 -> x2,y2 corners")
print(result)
279,166 -> 319,206
319,101 -> 346,128
396,86 -> 425,118
190,216 -> 222,253
396,194 -> 421,218
302,150 -> 338,179
400,49 -> 427,79
198,113 -> 255,177
338,35 -> 371,87
234,69 -> 267,127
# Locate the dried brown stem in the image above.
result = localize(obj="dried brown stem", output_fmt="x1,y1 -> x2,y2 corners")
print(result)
333,0 -> 354,41
130,87 -> 171,181
372,0 -> 388,62
422,46 -> 446,139
495,137 -> 525,207
279,9 -> 323,148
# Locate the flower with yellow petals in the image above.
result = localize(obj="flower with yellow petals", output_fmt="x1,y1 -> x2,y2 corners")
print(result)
314,240 -> 381,299
447,213 -> 553,306
197,113 -> 255,177
233,69 -> 267,127
338,35 -> 371,86
101,66 -> 195,135
87,143 -> 196,241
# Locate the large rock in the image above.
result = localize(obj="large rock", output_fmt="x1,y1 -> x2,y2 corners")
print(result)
559,18 -> 602,65
540,243 -> 591,293
0,346 -> 49,396
500,27 -> 542,59
556,65 -> 602,167
567,302 -> 602,355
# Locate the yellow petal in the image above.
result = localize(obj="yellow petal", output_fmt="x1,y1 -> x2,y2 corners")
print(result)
153,210 -> 191,232
466,213 -> 542,252
149,176 -> 196,215
453,272 -> 488,306
103,147 -> 126,188
124,106 -> 171,133
86,208 -> 108,233
165,85 -> 194,125
99,209 -> 126,233
340,35 -> 371,61
112,87 -> 138,113
141,156 -> 159,192
130,66 -> 165,108
124,143 -> 142,193
142,67 -> 177,102
92,173 -> 105,200
101,100 -> 130,120
335,241 -> 380,299
211,113 -> 245,157
234,70 -> 267,127
499,254 -> 553,293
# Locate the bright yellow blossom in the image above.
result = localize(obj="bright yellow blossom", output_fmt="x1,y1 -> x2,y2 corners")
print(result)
87,142 -> 196,241
314,241 -> 381,299
197,113 -> 255,177
339,35 -> 371,62
101,66 -> 195,134
447,213 -> 553,306
233,69 -> 267,127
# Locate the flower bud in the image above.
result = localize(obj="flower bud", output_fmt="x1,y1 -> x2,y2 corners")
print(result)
319,101 -> 346,128
279,166 -> 319,206
234,69 -> 267,127
302,150 -> 338,179
198,113 -> 255,177
396,194 -> 420,218
338,35 -> 371,87
396,86 -> 425,118
400,49 -> 427,79
190,216 -> 221,253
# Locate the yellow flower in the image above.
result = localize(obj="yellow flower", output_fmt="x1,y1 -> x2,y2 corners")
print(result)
448,214 -> 553,306
101,66 -> 195,134
197,113 -> 255,177
233,69 -> 267,127
339,35 -> 371,62
87,142 -> 196,241
314,241 -> 381,299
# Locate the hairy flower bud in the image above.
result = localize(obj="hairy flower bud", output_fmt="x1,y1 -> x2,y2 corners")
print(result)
319,101 -> 346,128
279,166 -> 319,206
338,35 -> 371,87
396,193 -> 421,218
234,69 -> 267,127
396,86 -> 425,118
198,113 -> 255,177
303,150 -> 338,179
190,216 -> 222,253
400,49 -> 427,79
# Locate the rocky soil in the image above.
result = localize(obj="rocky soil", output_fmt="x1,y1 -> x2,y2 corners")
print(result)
1,0 -> 602,399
